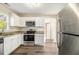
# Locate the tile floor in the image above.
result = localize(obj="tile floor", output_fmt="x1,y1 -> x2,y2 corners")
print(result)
11,40 -> 58,55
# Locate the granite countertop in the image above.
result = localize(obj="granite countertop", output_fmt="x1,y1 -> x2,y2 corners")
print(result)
35,31 -> 44,34
0,31 -> 25,38
0,36 -> 4,38
0,31 -> 44,38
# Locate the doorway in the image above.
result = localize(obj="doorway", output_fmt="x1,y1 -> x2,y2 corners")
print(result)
45,23 -> 51,42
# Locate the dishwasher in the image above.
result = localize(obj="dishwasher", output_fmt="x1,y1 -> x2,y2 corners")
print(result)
0,37 -> 4,55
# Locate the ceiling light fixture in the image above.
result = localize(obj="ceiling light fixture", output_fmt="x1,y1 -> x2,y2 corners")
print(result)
25,3 -> 42,8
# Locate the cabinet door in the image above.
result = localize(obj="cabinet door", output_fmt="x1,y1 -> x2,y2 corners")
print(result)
35,34 -> 44,45
35,17 -> 44,26
19,19 -> 25,27
17,34 -> 22,45
15,34 -> 23,46
18,35 -> 21,45
4,37 -> 12,55
14,35 -> 20,47
39,18 -> 44,26
12,37 -> 18,51
20,34 -> 23,44
10,13 -> 20,26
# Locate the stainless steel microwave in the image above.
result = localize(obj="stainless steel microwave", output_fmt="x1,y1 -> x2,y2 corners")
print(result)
26,21 -> 35,27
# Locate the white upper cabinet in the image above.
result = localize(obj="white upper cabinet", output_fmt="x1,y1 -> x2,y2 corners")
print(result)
20,17 -> 36,27
10,13 -> 20,26
19,18 -> 26,27
35,17 -> 45,27
20,17 -> 45,27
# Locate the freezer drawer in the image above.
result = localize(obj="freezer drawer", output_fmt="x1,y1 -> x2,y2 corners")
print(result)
59,34 -> 79,55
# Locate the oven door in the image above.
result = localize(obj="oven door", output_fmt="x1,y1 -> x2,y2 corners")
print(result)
24,35 -> 34,41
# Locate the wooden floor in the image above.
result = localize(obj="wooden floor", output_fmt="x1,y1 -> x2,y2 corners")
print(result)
11,40 -> 58,55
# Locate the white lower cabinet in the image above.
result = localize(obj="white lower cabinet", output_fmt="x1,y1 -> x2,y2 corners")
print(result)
4,37 -> 12,55
4,34 -> 23,55
20,34 -> 23,44
17,34 -> 23,45
35,34 -> 44,45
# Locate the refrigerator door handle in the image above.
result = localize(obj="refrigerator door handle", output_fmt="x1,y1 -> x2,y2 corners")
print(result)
60,33 -> 63,47
56,19 -> 61,48
56,32 -> 59,48
56,32 -> 63,48
56,19 -> 63,48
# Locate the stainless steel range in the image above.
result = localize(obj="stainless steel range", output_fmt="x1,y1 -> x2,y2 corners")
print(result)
24,30 -> 36,41
23,21 -> 35,45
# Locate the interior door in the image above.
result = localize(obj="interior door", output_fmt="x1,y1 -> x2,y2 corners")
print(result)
46,23 -> 51,40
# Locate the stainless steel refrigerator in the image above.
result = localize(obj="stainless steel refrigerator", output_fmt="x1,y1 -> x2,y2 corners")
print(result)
57,5 -> 79,55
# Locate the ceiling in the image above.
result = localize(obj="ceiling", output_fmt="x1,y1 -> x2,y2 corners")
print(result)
6,3 -> 67,16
